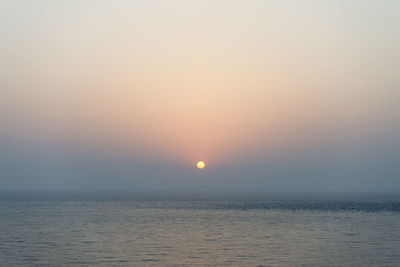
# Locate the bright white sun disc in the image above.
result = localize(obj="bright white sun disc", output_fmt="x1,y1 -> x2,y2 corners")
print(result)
196,161 -> 206,169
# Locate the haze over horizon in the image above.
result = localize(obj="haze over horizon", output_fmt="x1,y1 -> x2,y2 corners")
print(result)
1,0 -> 399,192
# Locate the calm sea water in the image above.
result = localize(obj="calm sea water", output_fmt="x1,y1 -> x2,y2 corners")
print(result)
1,192 -> 400,266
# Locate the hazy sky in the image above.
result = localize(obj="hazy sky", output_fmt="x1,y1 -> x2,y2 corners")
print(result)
1,0 -> 399,191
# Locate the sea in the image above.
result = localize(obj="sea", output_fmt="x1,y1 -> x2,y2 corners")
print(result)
1,192 -> 400,266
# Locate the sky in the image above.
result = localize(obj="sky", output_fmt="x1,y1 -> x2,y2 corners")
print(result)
1,0 -> 399,192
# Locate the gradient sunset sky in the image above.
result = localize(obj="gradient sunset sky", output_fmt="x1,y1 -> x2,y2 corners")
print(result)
1,0 -> 399,191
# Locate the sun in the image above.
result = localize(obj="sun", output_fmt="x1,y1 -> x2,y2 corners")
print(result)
196,161 -> 206,169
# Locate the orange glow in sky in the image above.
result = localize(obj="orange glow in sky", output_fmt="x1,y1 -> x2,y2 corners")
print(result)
1,1 -> 398,168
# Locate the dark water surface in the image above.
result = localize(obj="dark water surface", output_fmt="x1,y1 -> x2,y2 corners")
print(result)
1,192 -> 400,266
